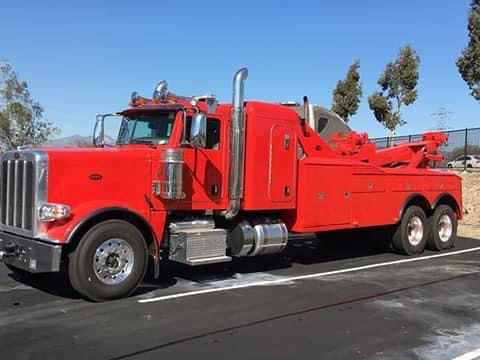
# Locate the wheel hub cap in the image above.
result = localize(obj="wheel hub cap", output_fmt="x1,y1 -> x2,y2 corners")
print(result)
438,214 -> 453,242
94,239 -> 134,285
407,216 -> 424,246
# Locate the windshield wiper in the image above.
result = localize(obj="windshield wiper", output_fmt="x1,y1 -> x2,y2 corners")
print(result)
131,139 -> 157,148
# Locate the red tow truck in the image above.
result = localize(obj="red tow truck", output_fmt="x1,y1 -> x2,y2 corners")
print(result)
0,68 -> 462,301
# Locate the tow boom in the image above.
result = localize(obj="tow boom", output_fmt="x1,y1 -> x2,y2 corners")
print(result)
330,131 -> 448,168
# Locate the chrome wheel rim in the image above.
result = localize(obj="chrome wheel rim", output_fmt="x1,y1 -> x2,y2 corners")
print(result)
438,214 -> 453,242
407,216 -> 424,246
94,239 -> 134,285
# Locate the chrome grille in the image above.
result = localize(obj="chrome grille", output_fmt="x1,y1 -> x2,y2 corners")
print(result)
0,150 -> 48,238
1,159 -> 34,230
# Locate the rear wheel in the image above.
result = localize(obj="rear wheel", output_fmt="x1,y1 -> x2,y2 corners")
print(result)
427,205 -> 457,251
392,206 -> 428,256
68,220 -> 148,302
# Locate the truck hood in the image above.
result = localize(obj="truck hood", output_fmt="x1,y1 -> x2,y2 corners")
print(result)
44,147 -> 153,210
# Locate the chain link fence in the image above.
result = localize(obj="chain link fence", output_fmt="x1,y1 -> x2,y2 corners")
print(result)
370,127 -> 480,170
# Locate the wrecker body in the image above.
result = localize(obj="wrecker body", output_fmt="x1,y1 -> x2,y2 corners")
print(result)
0,69 -> 462,301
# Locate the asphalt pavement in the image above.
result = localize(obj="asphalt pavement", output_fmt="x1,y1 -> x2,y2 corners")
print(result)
1,235 -> 480,360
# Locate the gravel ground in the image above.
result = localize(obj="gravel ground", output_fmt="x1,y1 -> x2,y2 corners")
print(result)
456,170 -> 480,239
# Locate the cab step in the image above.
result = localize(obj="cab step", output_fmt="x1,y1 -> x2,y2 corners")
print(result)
169,225 -> 231,266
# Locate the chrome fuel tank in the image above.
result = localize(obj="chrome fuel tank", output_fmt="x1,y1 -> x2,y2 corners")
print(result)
227,217 -> 288,257
157,149 -> 184,200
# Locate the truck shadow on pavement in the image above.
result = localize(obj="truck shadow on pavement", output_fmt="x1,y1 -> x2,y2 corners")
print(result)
5,230 -> 392,300
149,230 -> 392,289
6,271 -> 171,300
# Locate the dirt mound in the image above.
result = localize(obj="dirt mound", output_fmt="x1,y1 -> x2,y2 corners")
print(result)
458,171 -> 480,225
457,171 -> 480,238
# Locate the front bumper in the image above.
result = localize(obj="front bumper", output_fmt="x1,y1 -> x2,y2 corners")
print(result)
0,232 -> 62,273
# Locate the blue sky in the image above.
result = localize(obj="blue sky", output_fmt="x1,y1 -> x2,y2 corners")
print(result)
1,0 -> 479,138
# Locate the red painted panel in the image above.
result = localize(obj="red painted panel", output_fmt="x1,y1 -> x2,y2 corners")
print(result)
294,161 -> 352,229
243,103 -> 297,210
269,125 -> 296,203
171,148 -> 224,207
43,147 -> 155,243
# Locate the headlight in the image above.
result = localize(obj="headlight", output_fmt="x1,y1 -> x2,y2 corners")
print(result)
38,203 -> 71,222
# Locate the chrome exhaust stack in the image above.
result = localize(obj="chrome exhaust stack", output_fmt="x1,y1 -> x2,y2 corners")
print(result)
222,68 -> 248,219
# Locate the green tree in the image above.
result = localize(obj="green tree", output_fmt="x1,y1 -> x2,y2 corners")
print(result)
0,61 -> 59,150
368,45 -> 420,139
457,0 -> 480,100
331,60 -> 362,122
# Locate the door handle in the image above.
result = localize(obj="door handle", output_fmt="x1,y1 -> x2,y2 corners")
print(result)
211,185 -> 219,196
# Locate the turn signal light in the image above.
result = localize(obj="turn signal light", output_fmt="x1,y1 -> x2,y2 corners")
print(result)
38,203 -> 71,222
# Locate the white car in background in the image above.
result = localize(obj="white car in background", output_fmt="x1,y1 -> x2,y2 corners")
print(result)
447,155 -> 480,168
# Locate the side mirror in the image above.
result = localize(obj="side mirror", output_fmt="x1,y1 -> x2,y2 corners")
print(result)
93,115 -> 105,147
190,113 -> 207,148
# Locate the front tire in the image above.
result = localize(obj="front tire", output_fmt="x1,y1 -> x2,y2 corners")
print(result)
69,220 -> 148,302
427,205 -> 457,251
392,206 -> 428,256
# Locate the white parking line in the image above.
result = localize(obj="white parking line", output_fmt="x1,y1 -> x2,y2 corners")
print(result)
452,348 -> 480,360
138,246 -> 480,304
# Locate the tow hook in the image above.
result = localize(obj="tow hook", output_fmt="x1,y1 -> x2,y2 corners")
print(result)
0,241 -> 19,259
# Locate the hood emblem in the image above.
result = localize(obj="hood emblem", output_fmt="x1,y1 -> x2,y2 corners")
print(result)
89,173 -> 103,181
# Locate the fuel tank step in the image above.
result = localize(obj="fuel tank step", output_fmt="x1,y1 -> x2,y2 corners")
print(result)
169,226 -> 231,266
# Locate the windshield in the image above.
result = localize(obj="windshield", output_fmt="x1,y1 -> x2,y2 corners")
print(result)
117,112 -> 176,145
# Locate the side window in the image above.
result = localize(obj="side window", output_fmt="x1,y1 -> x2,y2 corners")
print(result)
183,116 -> 221,150
132,120 -> 152,138
315,117 -> 329,133
457,156 -> 466,161
183,117 -> 192,143
206,119 -> 220,149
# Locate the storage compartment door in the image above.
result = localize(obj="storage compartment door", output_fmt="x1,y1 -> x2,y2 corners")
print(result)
269,125 -> 296,203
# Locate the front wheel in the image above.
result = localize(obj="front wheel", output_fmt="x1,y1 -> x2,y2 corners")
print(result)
69,220 -> 148,302
392,206 -> 428,256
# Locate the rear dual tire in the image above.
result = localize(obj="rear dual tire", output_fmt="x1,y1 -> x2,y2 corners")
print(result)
392,204 -> 457,256
392,206 -> 428,256
426,205 -> 456,251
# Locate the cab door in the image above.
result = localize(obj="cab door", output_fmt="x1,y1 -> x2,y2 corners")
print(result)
180,116 -> 225,208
